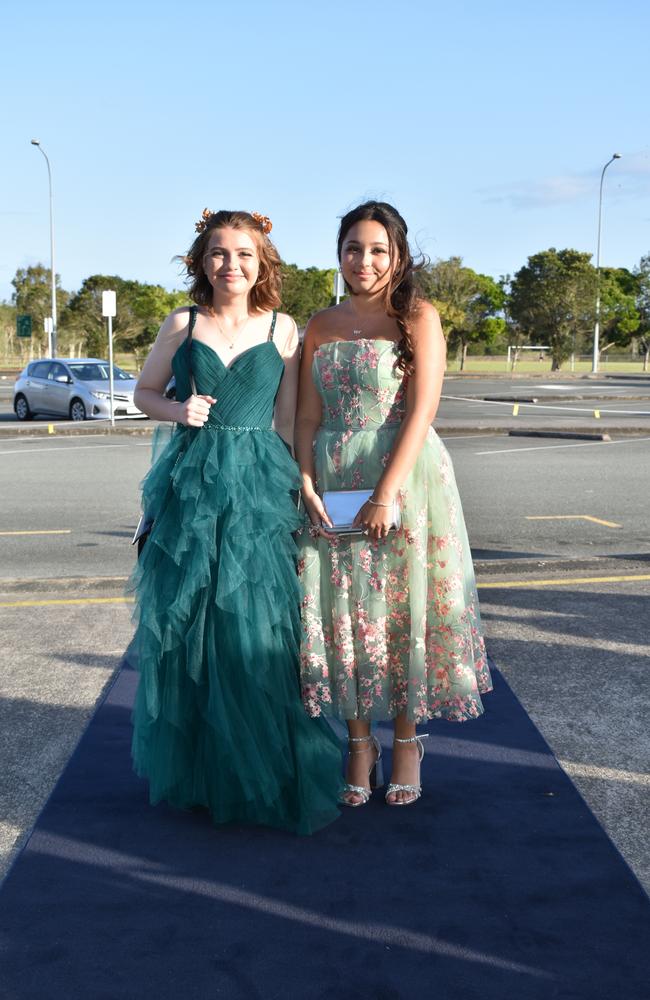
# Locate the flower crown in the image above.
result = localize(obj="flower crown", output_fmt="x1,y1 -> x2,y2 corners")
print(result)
194,208 -> 273,235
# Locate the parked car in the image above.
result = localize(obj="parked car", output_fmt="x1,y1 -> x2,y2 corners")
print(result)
13,358 -> 145,422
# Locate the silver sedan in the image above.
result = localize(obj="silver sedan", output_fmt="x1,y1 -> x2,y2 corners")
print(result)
13,358 -> 145,421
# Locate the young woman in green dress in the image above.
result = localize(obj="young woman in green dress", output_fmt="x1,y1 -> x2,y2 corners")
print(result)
128,210 -> 341,834
295,201 -> 492,808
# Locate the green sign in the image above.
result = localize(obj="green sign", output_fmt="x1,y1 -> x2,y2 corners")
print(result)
17,314 -> 32,339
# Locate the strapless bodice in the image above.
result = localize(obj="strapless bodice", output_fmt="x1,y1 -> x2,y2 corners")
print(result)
312,339 -> 407,432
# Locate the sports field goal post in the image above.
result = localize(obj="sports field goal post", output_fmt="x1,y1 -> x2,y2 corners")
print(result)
507,345 -> 550,370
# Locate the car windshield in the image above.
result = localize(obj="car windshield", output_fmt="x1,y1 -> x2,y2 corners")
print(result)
67,363 -> 133,382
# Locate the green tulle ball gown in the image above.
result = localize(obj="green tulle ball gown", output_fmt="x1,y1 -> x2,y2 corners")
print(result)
128,309 -> 342,835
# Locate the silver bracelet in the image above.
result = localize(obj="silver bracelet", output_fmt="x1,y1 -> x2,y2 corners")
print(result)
368,496 -> 394,508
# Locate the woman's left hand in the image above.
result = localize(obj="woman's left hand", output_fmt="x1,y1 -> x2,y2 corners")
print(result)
352,500 -> 394,541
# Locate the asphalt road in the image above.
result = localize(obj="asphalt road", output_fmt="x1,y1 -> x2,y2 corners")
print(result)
1,428 -> 649,897
3,373 -> 650,430
1,432 -> 649,580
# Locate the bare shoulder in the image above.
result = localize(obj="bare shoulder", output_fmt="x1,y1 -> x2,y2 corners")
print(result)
274,310 -> 298,338
414,300 -> 441,325
157,305 -> 193,344
412,300 -> 444,346
304,304 -> 345,345
273,311 -> 299,356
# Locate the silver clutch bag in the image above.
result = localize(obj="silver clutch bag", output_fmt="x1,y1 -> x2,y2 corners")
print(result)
321,489 -> 401,536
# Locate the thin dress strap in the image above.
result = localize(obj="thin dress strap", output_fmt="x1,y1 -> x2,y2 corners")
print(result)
267,310 -> 278,342
187,306 -> 198,395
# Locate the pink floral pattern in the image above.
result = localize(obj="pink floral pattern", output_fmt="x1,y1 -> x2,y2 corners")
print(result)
298,339 -> 491,723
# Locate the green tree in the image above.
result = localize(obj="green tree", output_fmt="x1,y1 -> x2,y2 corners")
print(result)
597,267 -> 640,356
507,249 -> 596,370
0,302 -> 18,363
10,264 -> 68,355
417,257 -> 505,370
634,254 -> 650,371
281,264 -> 336,327
62,276 -> 188,363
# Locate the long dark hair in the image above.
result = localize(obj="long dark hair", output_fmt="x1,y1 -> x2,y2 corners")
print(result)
337,201 -> 425,375
182,210 -> 282,313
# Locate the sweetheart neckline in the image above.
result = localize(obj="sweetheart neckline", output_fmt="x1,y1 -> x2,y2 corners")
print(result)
313,338 -> 398,357
174,337 -> 281,372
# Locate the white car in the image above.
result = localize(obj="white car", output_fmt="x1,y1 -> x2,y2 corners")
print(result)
13,357 -> 145,421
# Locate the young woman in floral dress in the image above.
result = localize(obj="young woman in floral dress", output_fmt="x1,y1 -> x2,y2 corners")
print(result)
295,201 -> 492,807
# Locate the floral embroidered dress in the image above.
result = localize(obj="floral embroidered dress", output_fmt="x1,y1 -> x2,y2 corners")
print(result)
298,338 -> 492,723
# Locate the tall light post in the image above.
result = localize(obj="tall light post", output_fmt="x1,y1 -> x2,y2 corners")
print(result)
30,139 -> 57,357
592,153 -> 621,373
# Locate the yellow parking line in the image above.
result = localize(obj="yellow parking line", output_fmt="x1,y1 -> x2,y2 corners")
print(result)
0,529 -> 72,536
3,574 -> 649,606
478,574 -> 650,590
0,596 -> 133,608
525,515 -> 622,528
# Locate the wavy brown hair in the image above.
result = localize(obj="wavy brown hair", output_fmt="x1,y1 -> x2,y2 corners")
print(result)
182,210 -> 282,313
337,201 -> 426,375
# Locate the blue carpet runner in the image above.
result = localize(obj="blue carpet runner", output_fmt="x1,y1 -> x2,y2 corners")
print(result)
0,663 -> 648,999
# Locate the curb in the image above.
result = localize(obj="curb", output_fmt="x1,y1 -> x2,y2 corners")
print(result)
472,555 -> 650,577
0,421 -> 155,437
1,422 -> 650,439
483,396 -> 539,403
0,576 -> 130,595
508,430 -> 611,442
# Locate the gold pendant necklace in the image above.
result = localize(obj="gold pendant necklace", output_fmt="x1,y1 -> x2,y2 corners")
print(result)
214,313 -> 250,350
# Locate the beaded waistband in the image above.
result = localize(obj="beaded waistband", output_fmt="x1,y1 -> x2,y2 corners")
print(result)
203,424 -> 270,432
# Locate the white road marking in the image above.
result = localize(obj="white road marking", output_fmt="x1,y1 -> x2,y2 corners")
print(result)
442,394 -> 650,416
439,433 -> 504,441
558,760 -> 650,787
0,442 -> 151,457
475,436 -> 650,456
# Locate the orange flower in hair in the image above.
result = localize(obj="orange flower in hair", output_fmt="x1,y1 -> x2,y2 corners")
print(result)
195,208 -> 213,233
251,211 -> 273,235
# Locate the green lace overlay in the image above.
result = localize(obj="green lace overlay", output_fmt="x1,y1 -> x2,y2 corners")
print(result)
298,339 -> 492,723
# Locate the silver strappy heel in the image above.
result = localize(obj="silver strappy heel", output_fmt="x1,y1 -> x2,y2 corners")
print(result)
339,734 -> 384,807
385,734 -> 428,806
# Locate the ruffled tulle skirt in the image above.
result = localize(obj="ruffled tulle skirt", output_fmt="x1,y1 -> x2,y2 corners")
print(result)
128,425 -> 342,835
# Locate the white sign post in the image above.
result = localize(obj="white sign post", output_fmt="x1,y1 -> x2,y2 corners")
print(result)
333,271 -> 345,305
44,317 -> 53,358
102,291 -> 117,428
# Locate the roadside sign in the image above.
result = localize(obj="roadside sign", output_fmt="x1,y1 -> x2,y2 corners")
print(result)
333,271 -> 346,304
102,291 -> 117,318
17,315 -> 32,338
102,290 -> 117,428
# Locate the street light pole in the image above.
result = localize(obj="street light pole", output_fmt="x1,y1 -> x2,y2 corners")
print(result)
592,153 -> 621,373
30,139 -> 57,357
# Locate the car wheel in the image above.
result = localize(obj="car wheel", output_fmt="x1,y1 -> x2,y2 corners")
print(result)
14,394 -> 33,421
69,398 -> 87,421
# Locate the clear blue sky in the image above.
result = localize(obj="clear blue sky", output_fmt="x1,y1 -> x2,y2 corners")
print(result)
2,0 -> 648,304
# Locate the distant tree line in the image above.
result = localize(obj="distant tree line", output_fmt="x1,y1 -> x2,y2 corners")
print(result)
3,250 -> 650,371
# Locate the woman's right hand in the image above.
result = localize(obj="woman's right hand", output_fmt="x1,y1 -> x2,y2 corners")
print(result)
177,394 -> 217,427
302,491 -> 334,539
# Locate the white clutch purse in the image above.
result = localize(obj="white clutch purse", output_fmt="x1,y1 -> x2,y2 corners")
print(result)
321,489 -> 401,535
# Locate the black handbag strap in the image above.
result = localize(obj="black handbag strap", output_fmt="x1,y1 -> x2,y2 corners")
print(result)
187,306 -> 198,395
